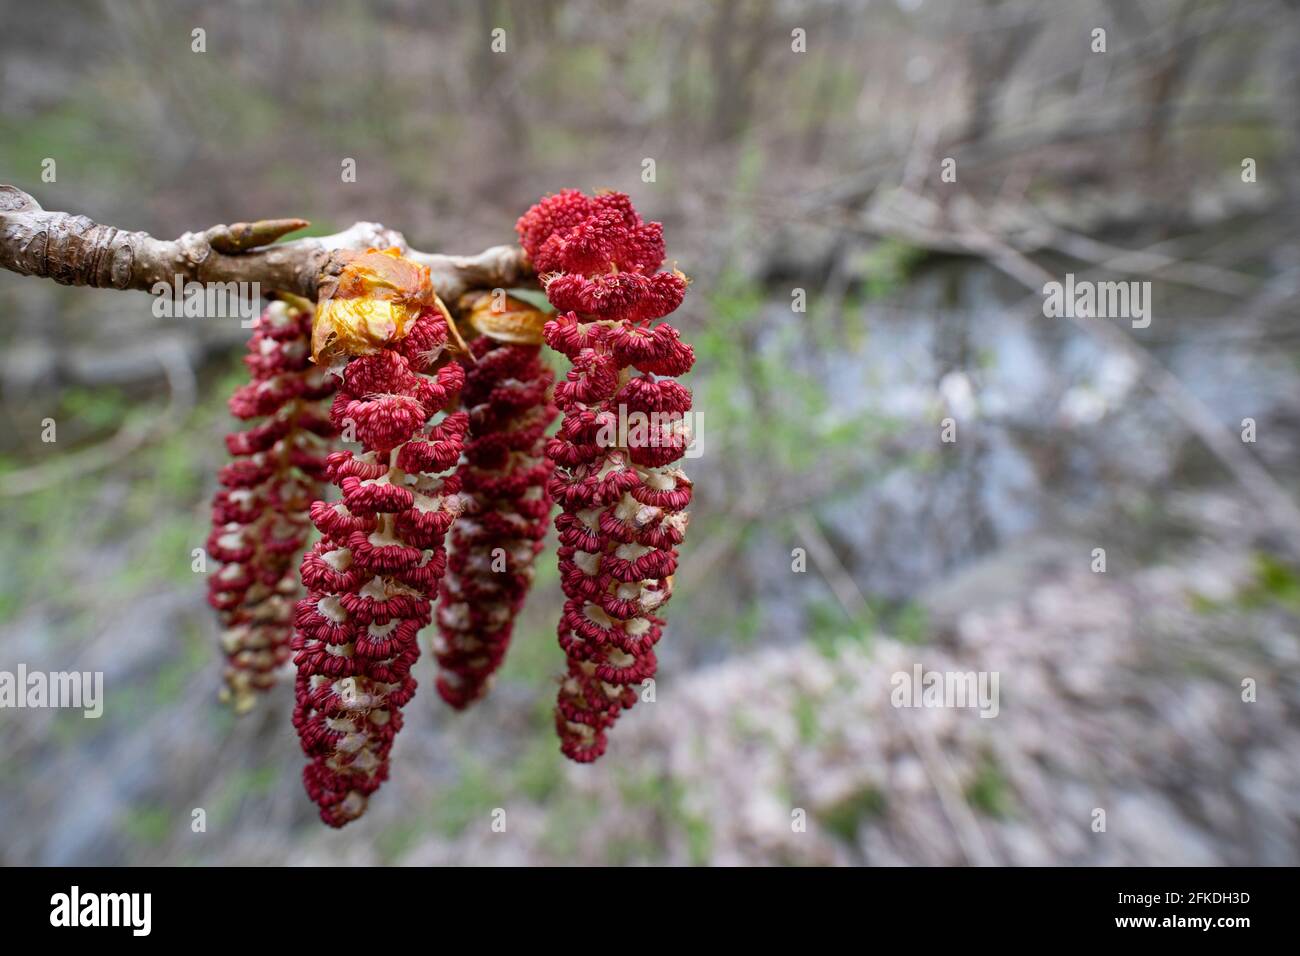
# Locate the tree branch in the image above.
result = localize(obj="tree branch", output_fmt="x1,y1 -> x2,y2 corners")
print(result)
0,185 -> 533,304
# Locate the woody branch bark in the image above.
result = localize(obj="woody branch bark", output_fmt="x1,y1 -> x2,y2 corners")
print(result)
0,185 -> 533,303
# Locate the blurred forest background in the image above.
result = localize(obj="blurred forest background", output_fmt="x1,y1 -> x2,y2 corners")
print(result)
2,0 -> 1299,865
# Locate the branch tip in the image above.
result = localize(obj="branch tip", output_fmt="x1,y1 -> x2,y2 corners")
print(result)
208,218 -> 312,253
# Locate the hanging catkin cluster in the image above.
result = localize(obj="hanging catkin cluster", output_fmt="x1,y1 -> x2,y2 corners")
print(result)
206,191 -> 693,825
208,298 -> 336,713
516,190 -> 694,763
434,292 -> 557,709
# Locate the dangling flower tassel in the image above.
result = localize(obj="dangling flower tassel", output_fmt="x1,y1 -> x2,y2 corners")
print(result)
208,297 -> 336,714
433,292 -> 557,709
290,249 -> 466,827
516,190 -> 693,762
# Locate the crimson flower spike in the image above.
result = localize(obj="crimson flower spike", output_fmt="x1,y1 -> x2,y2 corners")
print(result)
434,292 -> 558,709
516,190 -> 694,762
208,296 -> 337,713
291,249 -> 467,827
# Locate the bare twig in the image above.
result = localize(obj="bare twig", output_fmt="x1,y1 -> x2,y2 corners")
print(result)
839,184 -> 1300,550
1033,223 -> 1256,298
892,707 -> 1000,867
0,339 -> 196,497
950,213 -> 1300,550
0,185 -> 533,304
792,512 -> 870,622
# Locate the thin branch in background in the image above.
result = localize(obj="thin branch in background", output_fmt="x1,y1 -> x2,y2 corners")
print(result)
792,512 -> 870,623
1034,223 -> 1256,297
951,206 -> 1300,552
892,704 -> 1000,867
0,339 -> 196,497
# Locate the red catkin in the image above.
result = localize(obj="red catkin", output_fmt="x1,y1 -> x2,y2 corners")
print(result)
434,317 -> 557,709
516,190 -> 694,762
208,298 -> 336,714
290,251 -> 466,827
